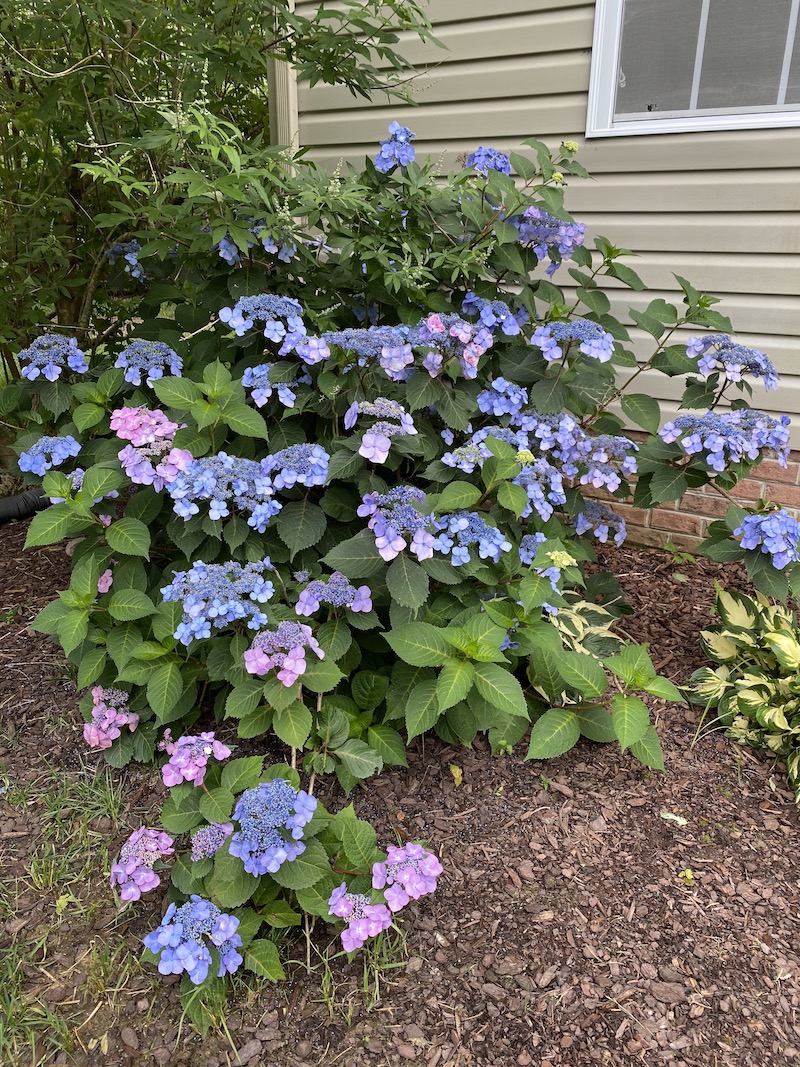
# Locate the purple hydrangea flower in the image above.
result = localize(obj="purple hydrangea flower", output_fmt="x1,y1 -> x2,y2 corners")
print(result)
465,147 -> 512,177
261,444 -> 330,491
106,240 -> 145,280
159,730 -> 232,787
84,687 -> 138,750
167,453 -> 282,531
686,334 -> 779,390
374,121 -> 416,173
243,621 -> 324,686
161,558 -> 275,644
734,510 -> 800,570
295,572 -> 372,616
19,435 -> 81,477
660,410 -> 790,471
114,340 -> 182,387
574,500 -> 627,547
191,823 -> 234,861
372,843 -> 442,912
532,320 -> 615,363
111,827 -> 174,902
218,294 -> 307,354
357,486 -> 435,561
511,206 -> 586,275
328,885 -> 393,952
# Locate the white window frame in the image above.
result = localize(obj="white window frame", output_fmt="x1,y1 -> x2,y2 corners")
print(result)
586,0 -> 800,137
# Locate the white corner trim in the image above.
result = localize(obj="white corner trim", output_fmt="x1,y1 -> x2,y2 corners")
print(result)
268,57 -> 300,150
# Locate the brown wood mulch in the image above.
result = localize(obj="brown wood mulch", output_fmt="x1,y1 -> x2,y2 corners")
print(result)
0,520 -> 799,1067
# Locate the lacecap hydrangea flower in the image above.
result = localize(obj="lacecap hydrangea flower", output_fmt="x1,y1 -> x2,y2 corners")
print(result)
372,843 -> 443,912
433,511 -> 512,565
464,146 -> 512,177
161,558 -> 275,645
260,444 -> 330,490
229,779 -> 317,875
323,326 -> 415,380
416,312 -> 494,380
243,621 -> 325,686
18,334 -> 88,381
191,822 -> 234,862
358,486 -> 436,562
296,572 -> 372,616
110,405 -> 179,447
686,334 -> 779,391
218,294 -> 307,354
374,121 -> 416,173
159,730 -> 232,787
110,827 -> 174,902
166,453 -> 281,532
345,398 -> 417,464
463,293 -> 527,336
532,319 -> 615,363
511,205 -> 587,275
144,895 -> 243,984
106,240 -> 145,280
734,510 -> 800,570
242,364 -> 298,408
328,886 -> 393,952
660,410 -> 790,470
84,686 -> 139,750
114,340 -> 183,387
574,499 -> 627,547
19,435 -> 81,477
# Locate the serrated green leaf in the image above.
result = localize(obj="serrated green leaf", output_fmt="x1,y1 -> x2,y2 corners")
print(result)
620,393 -> 661,434
199,787 -> 235,824
77,648 -> 107,689
557,652 -> 608,698
321,529 -> 385,579
221,756 -> 264,793
207,848 -> 260,909
405,679 -> 441,740
611,695 -> 650,751
643,676 -> 685,702
436,482 -> 482,511
244,939 -> 285,980
386,555 -> 429,610
296,873 -> 342,918
273,700 -> 312,748
107,589 -> 156,622
473,663 -> 527,717
351,671 -> 389,711
574,705 -> 617,743
341,819 -> 380,872
301,656 -> 344,693
262,900 -> 302,929
58,609 -> 89,654
276,500 -> 327,555
221,402 -> 268,437
25,504 -> 93,548
146,662 -> 184,720
106,517 -> 151,558
333,739 -> 383,779
270,838 -> 330,890
386,623 -> 451,667
152,376 -> 202,409
629,724 -> 666,770
437,660 -> 474,711
366,724 -> 408,767
237,706 -> 273,739
80,465 -> 124,502
526,708 -> 580,759
497,481 -> 529,517
161,787 -> 203,834
316,619 -> 352,662
73,403 -> 105,431
225,680 -> 265,719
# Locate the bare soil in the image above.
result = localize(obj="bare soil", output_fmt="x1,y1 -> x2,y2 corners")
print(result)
1,520 -> 799,1067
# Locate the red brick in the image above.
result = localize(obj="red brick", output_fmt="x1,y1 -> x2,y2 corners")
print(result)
728,477 -> 767,502
754,458 -> 800,486
679,491 -> 729,519
766,484 -> 800,510
651,511 -> 705,536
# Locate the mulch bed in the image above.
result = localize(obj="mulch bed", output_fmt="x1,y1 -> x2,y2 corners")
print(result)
1,520 -> 799,1067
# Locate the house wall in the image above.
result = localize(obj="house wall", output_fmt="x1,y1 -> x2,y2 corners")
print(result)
291,0 -> 800,545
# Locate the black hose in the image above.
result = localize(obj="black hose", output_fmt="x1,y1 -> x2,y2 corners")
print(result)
0,488 -> 48,524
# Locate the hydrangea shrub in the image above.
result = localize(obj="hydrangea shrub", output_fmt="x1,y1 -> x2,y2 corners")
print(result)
4,127 -> 798,1017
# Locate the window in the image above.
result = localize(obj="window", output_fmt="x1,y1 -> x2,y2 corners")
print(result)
587,0 -> 800,136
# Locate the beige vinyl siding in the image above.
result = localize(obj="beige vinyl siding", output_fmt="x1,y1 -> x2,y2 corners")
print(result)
295,1 -> 800,442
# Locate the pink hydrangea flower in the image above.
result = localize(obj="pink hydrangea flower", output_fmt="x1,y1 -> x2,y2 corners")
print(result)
372,843 -> 443,912
110,827 -> 174,901
83,687 -> 139,750
159,730 -> 232,787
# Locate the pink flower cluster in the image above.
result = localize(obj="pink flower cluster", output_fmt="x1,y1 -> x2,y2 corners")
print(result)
328,842 -> 442,952
243,621 -> 325,686
328,886 -> 393,952
110,827 -> 174,901
111,406 -> 192,491
83,687 -> 139,750
372,843 -> 443,912
159,730 -> 232,787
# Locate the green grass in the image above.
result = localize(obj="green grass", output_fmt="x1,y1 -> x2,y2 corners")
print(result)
0,936 -> 74,1066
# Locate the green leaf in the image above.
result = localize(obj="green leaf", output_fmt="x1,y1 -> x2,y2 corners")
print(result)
106,622 -> 144,667
621,393 -> 661,434
526,708 -> 580,759
59,609 -> 89,654
237,706 -> 273,739
225,680 -> 265,719
146,662 -> 184,720
77,648 -> 107,689
574,705 -> 617,743
351,672 -> 389,711
276,501 -> 326,555
316,619 -> 352,662
436,482 -> 482,511
152,377 -> 202,409
221,756 -> 264,793
630,724 -> 666,771
321,529 -> 385,579
366,724 -> 408,767
273,700 -> 313,748
341,819 -> 380,872
404,679 -> 441,741
25,504 -> 93,548
106,518 -> 151,558
386,555 -> 429,609
557,652 -> 608,698
80,466 -> 124,501
473,663 -> 528,717
30,599 -> 71,635
73,403 -> 105,432
333,739 -> 383,779
643,676 -> 685,702
611,695 -> 651,751
244,940 -> 285,981
221,402 -> 268,437
649,467 -> 688,504
301,656 -> 344,694
497,481 -> 529,518
529,645 -> 566,698
107,589 -> 156,622
437,660 -> 475,711
385,623 -> 452,667
262,900 -> 302,929
199,787 -> 235,824
519,574 -> 556,613
296,873 -> 342,918
208,848 -> 259,909
161,787 -> 203,834
604,645 -> 655,687
270,839 -> 330,890
202,360 -> 232,396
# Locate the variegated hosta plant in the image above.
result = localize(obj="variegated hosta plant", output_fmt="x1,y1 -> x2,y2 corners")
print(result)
690,585 -> 800,795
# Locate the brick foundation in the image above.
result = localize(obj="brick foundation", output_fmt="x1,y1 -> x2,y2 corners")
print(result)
609,449 -> 800,553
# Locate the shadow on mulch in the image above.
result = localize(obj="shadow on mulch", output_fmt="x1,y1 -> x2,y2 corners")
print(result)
0,520 -> 798,1067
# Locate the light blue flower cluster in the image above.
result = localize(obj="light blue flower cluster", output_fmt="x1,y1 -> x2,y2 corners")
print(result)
242,364 -> 300,408
106,240 -> 145,280
160,559 -> 274,644
660,410 -> 791,471
143,895 -> 243,984
344,398 -> 417,463
167,453 -> 281,531
532,320 -> 615,363
18,334 -> 88,381
519,532 -> 547,567
114,340 -> 183,387
734,510 -> 800,570
293,336 -> 331,366
465,147 -> 512,177
296,572 -> 372,616
511,206 -> 587,276
323,326 -> 415,380
374,121 -> 416,173
514,411 -> 586,476
433,512 -> 512,565
19,435 -> 81,477
462,293 -> 527,337
477,378 -> 529,417
441,427 -> 526,473
229,779 -> 317,876
574,500 -> 627,547
686,334 -> 780,391
358,486 -> 435,561
578,434 -> 639,492
512,456 -> 567,521
257,229 -> 297,263
261,444 -> 330,490
218,294 -> 307,354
